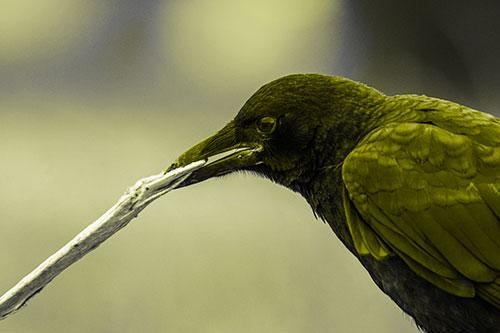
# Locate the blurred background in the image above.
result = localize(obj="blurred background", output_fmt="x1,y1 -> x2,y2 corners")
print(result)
1,1 -> 500,332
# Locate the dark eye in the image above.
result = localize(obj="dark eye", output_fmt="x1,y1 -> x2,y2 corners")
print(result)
257,116 -> 276,133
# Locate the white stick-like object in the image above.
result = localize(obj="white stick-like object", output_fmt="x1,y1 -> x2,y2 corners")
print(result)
0,160 -> 205,320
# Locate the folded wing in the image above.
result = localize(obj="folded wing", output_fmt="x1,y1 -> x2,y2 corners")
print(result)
342,118 -> 500,307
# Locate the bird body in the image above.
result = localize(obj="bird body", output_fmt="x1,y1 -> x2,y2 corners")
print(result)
169,74 -> 500,332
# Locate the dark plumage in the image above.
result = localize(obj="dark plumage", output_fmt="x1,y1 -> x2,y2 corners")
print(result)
168,74 -> 500,332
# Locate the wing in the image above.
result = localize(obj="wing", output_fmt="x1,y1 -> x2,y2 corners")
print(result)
342,116 -> 500,308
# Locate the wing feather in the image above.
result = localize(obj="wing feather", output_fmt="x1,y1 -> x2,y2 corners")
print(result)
478,278 -> 500,308
392,247 -> 474,297
366,196 -> 461,279
478,183 -> 500,220
342,120 -> 500,307
342,187 -> 390,259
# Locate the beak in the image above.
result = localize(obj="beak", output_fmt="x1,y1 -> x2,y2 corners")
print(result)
166,121 -> 262,188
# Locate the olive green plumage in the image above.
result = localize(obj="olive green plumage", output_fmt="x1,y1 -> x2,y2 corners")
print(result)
342,109 -> 500,304
169,74 -> 500,332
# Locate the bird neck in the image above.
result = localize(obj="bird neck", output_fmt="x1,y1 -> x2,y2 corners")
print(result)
292,92 -> 429,253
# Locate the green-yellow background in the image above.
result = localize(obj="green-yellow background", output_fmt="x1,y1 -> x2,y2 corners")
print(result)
1,1 -> 499,332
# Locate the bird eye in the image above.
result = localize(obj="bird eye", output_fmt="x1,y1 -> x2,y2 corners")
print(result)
257,117 -> 276,133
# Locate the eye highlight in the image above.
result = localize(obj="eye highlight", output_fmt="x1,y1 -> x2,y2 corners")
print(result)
257,116 -> 276,134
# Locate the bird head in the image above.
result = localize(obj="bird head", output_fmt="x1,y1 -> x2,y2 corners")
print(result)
167,74 -> 384,190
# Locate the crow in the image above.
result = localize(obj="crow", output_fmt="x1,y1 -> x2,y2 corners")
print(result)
167,74 -> 500,332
